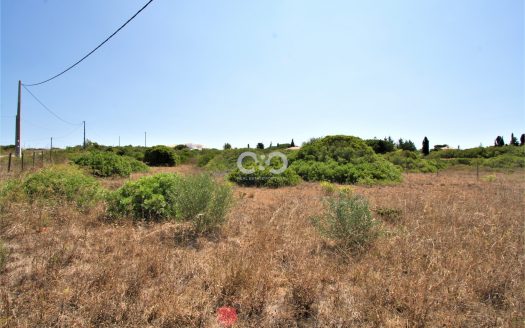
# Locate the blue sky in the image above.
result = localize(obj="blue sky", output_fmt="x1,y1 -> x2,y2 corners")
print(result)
1,0 -> 523,149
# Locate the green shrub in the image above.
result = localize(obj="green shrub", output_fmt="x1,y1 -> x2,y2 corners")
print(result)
427,145 -> 525,159
22,165 -> 102,209
108,173 -> 233,232
482,154 -> 525,169
73,152 -> 148,177
298,135 -> 375,163
144,146 -> 179,166
112,146 -> 146,161
228,166 -> 301,188
0,177 -> 23,210
312,192 -> 378,250
320,181 -> 337,195
196,149 -> 221,167
108,173 -> 180,220
175,174 -> 233,233
291,159 -> 401,184
291,136 -> 402,184
383,150 -> 442,173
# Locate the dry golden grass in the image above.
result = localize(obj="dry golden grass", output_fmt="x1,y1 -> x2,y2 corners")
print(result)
0,167 -> 523,327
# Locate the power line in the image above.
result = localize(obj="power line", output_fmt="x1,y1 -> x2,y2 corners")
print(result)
22,85 -> 82,126
23,0 -> 154,87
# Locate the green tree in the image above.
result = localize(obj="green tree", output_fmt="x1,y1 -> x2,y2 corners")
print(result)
510,133 -> 519,146
144,146 -> 179,166
398,139 -> 417,151
256,142 -> 264,149
223,143 -> 232,150
366,137 -> 395,154
521,134 -> 525,146
494,136 -> 505,147
291,139 -> 296,147
422,137 -> 430,155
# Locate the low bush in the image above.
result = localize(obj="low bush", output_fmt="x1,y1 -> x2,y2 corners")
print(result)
112,146 -> 147,161
22,165 -> 102,209
383,150 -> 443,173
228,167 -> 301,188
320,181 -> 337,195
427,145 -> 525,159
482,154 -> 525,169
108,173 -> 233,233
175,174 -> 233,232
312,192 -> 378,250
73,152 -> 148,177
298,135 -> 375,163
196,149 -> 221,167
291,136 -> 402,184
0,178 -> 23,210
291,159 -> 401,184
320,181 -> 353,196
228,157 -> 301,188
144,146 -> 179,166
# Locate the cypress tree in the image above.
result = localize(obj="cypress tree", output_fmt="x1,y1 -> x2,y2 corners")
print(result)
422,137 -> 430,155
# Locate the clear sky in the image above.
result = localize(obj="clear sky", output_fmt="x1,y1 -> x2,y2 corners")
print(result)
1,0 -> 524,149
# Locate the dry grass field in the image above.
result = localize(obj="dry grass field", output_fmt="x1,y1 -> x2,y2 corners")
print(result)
0,167 -> 523,327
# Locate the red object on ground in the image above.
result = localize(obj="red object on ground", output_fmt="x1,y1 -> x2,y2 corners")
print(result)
217,306 -> 237,327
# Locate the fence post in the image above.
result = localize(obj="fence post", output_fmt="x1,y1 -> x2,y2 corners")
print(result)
8,153 -> 12,172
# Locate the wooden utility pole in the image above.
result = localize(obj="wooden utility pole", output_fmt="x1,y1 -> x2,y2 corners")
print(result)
15,80 -> 22,157
50,137 -> 53,162
83,121 -> 86,149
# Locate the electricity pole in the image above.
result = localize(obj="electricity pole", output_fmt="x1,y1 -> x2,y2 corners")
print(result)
144,132 -> 147,147
15,80 -> 22,157
83,121 -> 86,149
118,136 -> 121,147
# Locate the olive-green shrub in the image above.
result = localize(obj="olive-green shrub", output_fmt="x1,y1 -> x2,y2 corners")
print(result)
22,165 -> 102,209
144,146 -> 179,166
312,192 -> 378,250
108,173 -> 233,233
228,167 -> 301,188
383,150 -> 443,173
73,151 -> 148,177
291,135 -> 402,184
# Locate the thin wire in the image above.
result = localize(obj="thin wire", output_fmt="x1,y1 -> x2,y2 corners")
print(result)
54,125 -> 83,140
23,0 -> 154,87
22,85 -> 82,126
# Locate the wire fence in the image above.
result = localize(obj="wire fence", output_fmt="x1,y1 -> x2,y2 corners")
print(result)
0,149 -> 69,177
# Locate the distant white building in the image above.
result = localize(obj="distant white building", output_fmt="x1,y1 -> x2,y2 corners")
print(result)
186,143 -> 204,150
